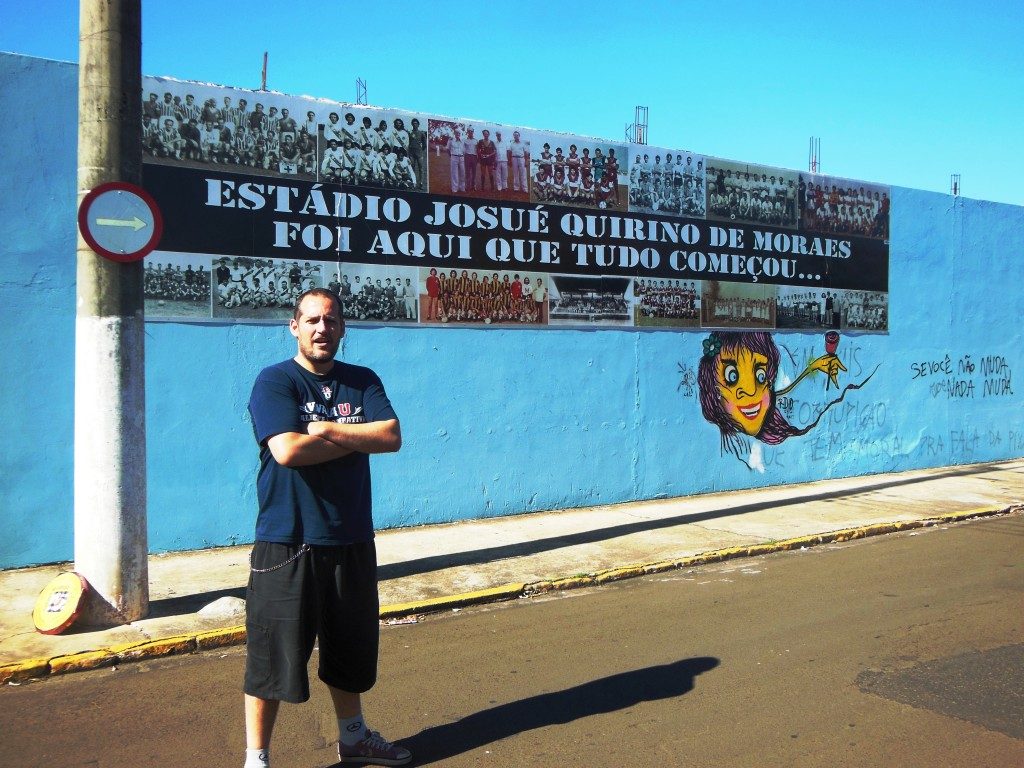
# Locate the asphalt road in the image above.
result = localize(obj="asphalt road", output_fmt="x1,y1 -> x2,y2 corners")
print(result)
2,514 -> 1021,768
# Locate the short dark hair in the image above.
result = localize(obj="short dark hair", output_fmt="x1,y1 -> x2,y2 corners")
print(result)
293,287 -> 342,321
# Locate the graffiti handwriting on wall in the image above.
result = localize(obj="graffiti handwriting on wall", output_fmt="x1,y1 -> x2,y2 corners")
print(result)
910,354 -> 1014,399
916,428 -> 1024,458
696,331 -> 877,468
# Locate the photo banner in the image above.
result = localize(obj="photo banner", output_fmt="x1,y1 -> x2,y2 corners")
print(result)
145,164 -> 887,290
140,76 -> 890,332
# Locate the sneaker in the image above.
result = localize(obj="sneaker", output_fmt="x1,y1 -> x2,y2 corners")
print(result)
338,730 -> 412,766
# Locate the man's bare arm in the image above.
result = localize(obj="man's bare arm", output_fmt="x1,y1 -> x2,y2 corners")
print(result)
266,432 -> 355,467
306,418 -> 402,455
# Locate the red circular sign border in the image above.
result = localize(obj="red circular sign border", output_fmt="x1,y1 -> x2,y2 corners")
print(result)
77,181 -> 164,263
33,571 -> 90,635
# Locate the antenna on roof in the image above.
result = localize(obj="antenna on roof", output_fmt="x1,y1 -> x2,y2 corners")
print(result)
260,52 -> 268,91
625,105 -> 649,144
356,77 -> 367,105
808,137 -> 821,173
950,173 -> 961,196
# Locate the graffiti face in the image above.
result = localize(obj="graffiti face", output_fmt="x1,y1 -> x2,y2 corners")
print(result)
696,330 -> 878,465
716,346 -> 771,436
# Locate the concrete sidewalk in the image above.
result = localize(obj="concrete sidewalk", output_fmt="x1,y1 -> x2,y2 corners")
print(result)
2,459 -> 1021,683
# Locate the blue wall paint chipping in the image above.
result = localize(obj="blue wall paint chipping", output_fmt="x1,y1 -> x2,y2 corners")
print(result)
2,54 -> 1021,568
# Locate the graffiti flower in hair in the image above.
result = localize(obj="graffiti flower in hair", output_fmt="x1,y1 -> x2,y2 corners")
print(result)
702,334 -> 722,358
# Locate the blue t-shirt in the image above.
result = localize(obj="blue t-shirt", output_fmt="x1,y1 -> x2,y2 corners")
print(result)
247,359 -> 398,545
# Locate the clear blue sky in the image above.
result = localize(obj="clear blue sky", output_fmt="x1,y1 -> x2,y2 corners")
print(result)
3,0 -> 1022,205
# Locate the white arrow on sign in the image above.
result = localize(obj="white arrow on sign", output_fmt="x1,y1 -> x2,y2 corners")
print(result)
95,216 -> 148,231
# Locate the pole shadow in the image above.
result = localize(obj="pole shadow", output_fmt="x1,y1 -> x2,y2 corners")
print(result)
326,656 -> 719,766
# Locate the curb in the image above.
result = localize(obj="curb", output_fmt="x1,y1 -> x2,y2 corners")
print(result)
2,504 -> 1016,685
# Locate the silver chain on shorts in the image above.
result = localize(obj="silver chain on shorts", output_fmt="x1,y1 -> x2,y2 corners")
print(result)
249,542 -> 310,573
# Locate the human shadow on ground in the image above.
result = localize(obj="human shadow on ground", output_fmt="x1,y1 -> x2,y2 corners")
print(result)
327,656 -> 719,766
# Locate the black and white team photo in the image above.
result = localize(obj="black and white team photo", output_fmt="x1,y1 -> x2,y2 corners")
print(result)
628,149 -> 706,217
705,160 -> 800,229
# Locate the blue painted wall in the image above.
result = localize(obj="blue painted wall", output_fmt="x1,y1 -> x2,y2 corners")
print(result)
2,53 -> 1021,568
1,54 -> 79,568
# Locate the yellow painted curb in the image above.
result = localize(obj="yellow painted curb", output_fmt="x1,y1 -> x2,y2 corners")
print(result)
195,626 -> 246,650
595,565 -> 645,584
380,583 -> 526,618
518,506 -> 1013,598
109,634 -> 197,661
49,650 -> 116,675
549,575 -> 596,590
0,657 -> 50,684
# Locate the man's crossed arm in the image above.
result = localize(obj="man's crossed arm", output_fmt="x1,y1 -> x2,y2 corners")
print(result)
267,419 -> 402,467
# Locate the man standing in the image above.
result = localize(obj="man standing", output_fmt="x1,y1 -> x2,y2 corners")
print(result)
244,289 -> 410,768
407,118 -> 427,190
509,131 -> 528,194
493,130 -> 509,192
402,277 -> 416,320
463,126 -> 479,192
476,129 -> 497,192
449,128 -> 466,193
277,108 -> 298,141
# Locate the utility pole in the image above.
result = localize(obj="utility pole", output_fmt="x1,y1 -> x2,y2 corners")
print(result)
75,0 -> 148,624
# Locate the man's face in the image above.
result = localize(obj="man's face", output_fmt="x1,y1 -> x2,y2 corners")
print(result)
291,293 -> 343,365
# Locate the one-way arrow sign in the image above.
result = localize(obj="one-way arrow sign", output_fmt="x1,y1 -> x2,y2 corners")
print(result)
95,216 -> 148,231
78,182 -> 163,262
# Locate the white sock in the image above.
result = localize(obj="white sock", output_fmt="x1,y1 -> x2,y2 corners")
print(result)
339,713 -> 367,745
244,747 -> 269,768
